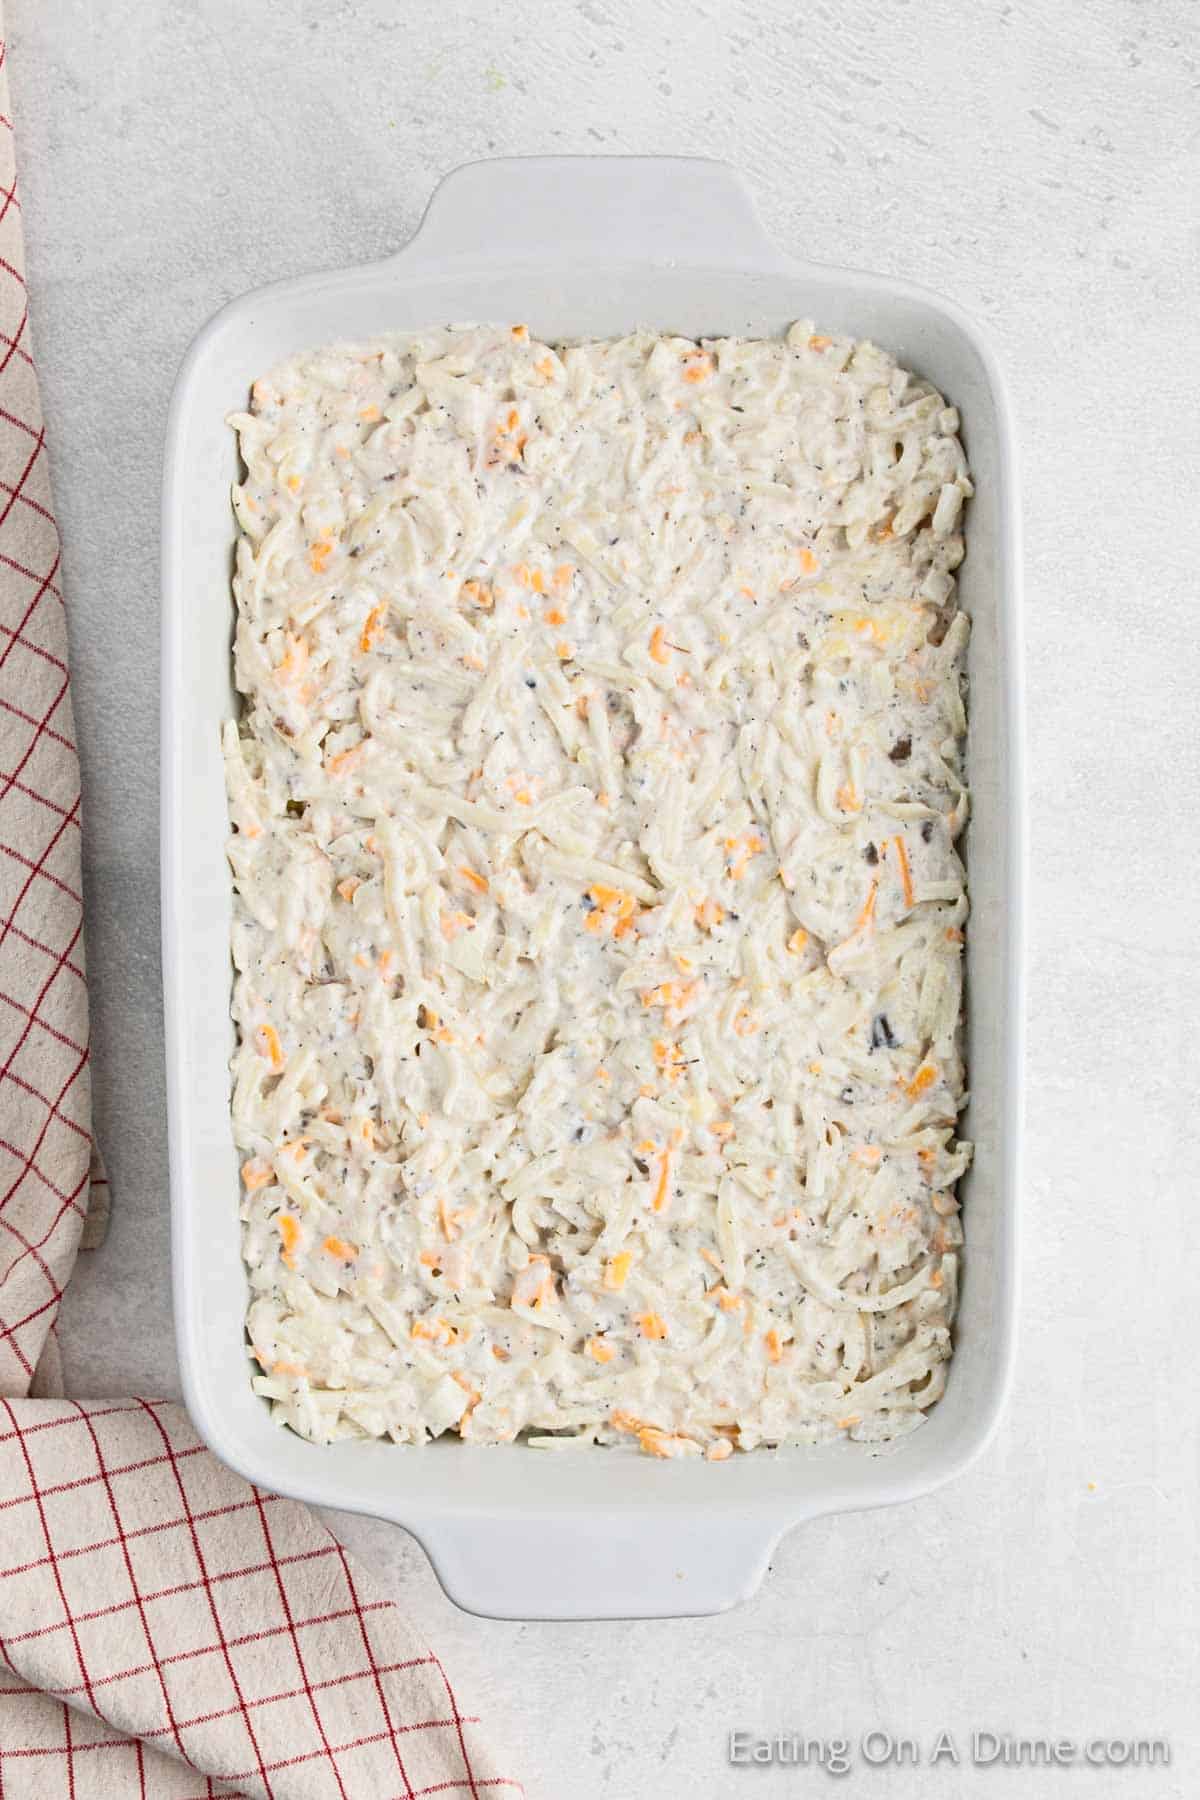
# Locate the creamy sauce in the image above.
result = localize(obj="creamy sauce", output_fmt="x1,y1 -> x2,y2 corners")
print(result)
224,322 -> 973,1457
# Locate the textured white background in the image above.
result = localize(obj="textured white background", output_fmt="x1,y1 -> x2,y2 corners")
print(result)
11,1 -> 1200,1795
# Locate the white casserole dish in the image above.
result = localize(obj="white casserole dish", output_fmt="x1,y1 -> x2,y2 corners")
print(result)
162,155 -> 1022,1621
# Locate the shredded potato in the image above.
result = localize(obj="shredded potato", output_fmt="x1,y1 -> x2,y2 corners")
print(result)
226,322 -> 972,1455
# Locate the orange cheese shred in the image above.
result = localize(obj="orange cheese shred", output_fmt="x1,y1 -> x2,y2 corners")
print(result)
892,834 -> 914,909
256,1024 -> 285,1071
321,1236 -> 358,1263
854,880 -> 879,933
906,1061 -> 938,1100
358,603 -> 386,653
652,1152 -> 671,1213
603,1251 -> 632,1291
275,1212 -> 301,1266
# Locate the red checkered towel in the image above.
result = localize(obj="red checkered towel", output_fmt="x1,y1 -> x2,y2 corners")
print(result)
0,26 -> 522,1798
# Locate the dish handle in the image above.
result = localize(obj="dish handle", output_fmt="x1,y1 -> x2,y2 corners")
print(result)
395,155 -> 785,273
411,1508 -> 784,1621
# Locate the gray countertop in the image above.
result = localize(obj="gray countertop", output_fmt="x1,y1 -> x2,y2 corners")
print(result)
14,1 -> 1199,1794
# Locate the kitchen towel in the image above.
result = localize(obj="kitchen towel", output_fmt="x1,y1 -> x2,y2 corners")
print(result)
0,23 -> 522,1798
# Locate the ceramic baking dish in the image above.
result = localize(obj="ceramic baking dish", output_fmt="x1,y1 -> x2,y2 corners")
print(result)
162,155 -> 1022,1621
